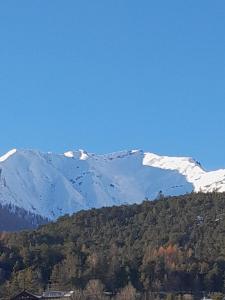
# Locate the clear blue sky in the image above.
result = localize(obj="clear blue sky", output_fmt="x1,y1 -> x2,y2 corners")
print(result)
0,1 -> 224,170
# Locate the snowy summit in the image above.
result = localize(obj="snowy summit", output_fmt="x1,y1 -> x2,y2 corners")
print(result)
0,148 -> 225,221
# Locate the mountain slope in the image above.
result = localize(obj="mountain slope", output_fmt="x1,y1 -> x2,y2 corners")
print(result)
0,203 -> 47,231
0,148 -> 225,221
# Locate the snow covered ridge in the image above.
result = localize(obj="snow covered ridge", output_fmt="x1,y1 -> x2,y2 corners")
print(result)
143,153 -> 225,193
0,148 -> 17,162
0,148 -> 225,221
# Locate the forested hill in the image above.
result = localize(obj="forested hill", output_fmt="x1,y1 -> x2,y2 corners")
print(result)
2,192 -> 225,298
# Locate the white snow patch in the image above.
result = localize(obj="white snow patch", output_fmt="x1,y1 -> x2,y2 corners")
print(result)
79,149 -> 89,160
0,149 -> 17,162
64,151 -> 75,158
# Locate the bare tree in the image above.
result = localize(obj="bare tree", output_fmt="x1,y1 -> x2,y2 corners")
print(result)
115,282 -> 137,300
84,279 -> 107,300
71,289 -> 85,300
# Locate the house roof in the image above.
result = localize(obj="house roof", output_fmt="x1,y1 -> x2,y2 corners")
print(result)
11,290 -> 42,299
11,290 -> 75,299
42,291 -> 74,298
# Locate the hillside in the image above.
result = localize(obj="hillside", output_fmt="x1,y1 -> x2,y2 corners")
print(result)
0,203 -> 47,231
1,193 -> 225,297
0,148 -> 225,230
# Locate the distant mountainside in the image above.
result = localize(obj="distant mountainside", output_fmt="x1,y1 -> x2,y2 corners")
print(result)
0,203 -> 47,231
2,193 -> 225,298
0,148 -> 225,229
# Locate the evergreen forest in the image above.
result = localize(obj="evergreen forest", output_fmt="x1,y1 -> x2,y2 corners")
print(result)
1,193 -> 225,298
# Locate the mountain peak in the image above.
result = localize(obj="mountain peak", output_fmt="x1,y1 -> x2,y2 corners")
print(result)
64,149 -> 89,160
0,148 -> 225,223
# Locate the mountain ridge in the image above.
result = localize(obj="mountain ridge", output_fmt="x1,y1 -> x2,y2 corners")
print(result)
0,148 -> 225,224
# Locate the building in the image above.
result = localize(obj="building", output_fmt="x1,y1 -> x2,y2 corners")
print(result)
10,290 -> 75,300
42,291 -> 75,300
10,290 -> 41,300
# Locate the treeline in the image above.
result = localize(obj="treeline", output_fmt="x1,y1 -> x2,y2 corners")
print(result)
1,192 -> 225,298
0,203 -> 47,231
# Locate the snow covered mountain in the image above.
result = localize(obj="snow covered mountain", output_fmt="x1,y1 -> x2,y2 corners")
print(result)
0,148 -> 225,225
